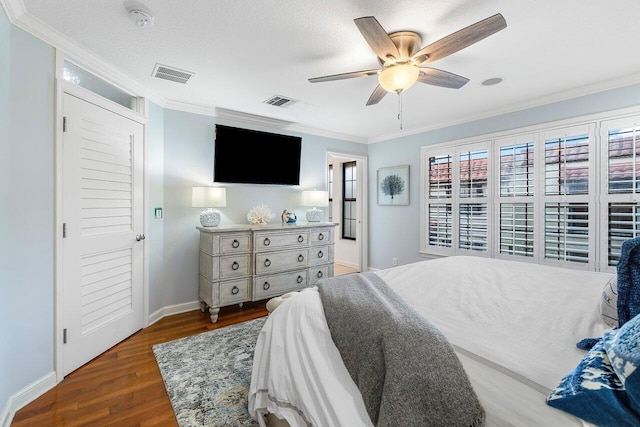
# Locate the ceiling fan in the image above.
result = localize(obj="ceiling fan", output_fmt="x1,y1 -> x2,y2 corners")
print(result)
309,13 -> 507,106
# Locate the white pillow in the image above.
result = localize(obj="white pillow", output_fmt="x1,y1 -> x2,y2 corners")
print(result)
600,276 -> 618,328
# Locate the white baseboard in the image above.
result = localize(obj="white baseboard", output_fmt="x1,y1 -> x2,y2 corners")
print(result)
335,260 -> 359,269
148,300 -> 201,326
0,371 -> 56,427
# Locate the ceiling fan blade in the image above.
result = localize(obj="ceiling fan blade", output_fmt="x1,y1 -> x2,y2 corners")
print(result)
417,67 -> 469,89
412,13 -> 507,65
309,69 -> 380,83
366,85 -> 388,106
354,16 -> 401,62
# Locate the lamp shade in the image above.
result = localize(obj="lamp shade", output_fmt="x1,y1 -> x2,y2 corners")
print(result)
301,190 -> 329,207
192,187 -> 226,208
378,64 -> 420,93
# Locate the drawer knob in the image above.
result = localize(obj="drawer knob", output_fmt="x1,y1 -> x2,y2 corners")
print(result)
263,237 -> 270,246
318,233 -> 324,240
232,239 -> 240,248
298,254 -> 304,262
317,271 -> 323,278
264,259 -> 271,267
231,286 -> 240,295
263,282 -> 270,290
317,251 -> 323,258
232,261 -> 239,270
298,235 -> 304,243
297,275 -> 304,284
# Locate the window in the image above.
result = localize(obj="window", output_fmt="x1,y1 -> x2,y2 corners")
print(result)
459,149 -> 488,251
421,119 -> 613,271
328,164 -> 333,222
342,161 -> 357,240
63,60 -> 139,111
602,119 -> 640,266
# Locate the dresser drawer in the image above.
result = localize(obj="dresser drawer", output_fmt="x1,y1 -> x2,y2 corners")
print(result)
255,249 -> 308,274
253,270 -> 307,300
308,245 -> 332,266
254,231 -> 309,251
308,265 -> 330,286
219,278 -> 251,305
199,275 -> 250,306
310,227 -> 333,245
199,251 -> 219,280
220,233 -> 251,253
220,254 -> 251,278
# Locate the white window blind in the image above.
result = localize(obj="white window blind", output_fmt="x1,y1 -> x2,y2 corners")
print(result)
459,203 -> 487,251
608,126 -> 640,193
608,203 -> 640,266
545,203 -> 589,263
429,204 -> 452,248
500,203 -> 534,257
460,149 -> 487,198
419,111 -> 635,272
545,134 -> 589,195
500,143 -> 534,196
429,155 -> 452,198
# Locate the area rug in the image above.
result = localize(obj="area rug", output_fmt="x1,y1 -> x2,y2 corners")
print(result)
152,317 -> 267,427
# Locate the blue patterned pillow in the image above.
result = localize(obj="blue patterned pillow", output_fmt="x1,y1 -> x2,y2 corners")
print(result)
617,237 -> 640,327
601,276 -> 618,328
603,312 -> 640,416
547,338 -> 640,426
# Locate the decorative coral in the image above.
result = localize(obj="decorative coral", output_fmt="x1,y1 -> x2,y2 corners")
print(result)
247,204 -> 275,225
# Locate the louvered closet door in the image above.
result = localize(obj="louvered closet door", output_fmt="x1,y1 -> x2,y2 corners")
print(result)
62,93 -> 144,376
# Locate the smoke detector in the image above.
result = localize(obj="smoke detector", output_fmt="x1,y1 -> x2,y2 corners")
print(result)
123,1 -> 154,27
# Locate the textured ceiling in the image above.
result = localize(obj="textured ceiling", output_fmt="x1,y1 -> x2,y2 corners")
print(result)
15,0 -> 640,142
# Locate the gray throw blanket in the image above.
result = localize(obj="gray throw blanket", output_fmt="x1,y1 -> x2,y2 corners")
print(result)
317,272 -> 485,427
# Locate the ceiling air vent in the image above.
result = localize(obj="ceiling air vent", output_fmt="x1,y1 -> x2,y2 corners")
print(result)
264,95 -> 299,108
151,63 -> 194,84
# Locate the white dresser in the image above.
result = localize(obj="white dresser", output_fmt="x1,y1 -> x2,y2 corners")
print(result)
197,222 -> 336,322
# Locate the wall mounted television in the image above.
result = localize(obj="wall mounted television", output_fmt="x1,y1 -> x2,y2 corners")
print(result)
214,125 -> 302,185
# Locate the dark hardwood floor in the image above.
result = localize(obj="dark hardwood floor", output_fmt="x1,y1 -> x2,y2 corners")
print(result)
12,301 -> 269,427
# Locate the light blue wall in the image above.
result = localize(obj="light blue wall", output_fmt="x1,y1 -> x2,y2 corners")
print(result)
0,6 -> 55,414
161,109 -> 367,307
148,102 -> 165,314
367,84 -> 640,269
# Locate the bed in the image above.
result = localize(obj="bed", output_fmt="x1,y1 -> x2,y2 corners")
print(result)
247,255 -> 628,426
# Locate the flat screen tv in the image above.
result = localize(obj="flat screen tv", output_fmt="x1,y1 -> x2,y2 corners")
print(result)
214,125 -> 302,185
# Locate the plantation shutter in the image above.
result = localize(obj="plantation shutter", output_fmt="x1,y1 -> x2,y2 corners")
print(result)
459,149 -> 488,251
427,155 -> 453,249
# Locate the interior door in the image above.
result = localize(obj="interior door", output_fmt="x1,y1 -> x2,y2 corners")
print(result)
62,92 -> 144,376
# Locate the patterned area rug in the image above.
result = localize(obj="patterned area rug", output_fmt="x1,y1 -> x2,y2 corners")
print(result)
152,317 -> 267,427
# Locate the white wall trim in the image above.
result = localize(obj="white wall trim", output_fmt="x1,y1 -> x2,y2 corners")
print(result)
327,151 -> 369,273
148,301 -> 202,326
164,102 -> 367,144
335,259 -> 359,269
0,0 -> 26,21
370,73 -> 640,143
0,371 -> 56,427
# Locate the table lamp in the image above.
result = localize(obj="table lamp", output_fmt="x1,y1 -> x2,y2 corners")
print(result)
301,190 -> 329,222
192,186 -> 226,227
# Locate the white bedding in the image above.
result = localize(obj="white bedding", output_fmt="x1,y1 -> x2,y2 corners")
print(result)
249,256 -> 613,426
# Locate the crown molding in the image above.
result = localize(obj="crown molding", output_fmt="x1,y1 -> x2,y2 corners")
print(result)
164,100 -> 367,144
1,0 -> 166,109
0,0 -> 26,22
370,72 -> 640,143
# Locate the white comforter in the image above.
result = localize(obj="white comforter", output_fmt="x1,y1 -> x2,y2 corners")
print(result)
249,256 -> 613,426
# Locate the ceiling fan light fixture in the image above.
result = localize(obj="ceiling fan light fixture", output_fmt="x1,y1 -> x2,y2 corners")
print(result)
378,64 -> 420,93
